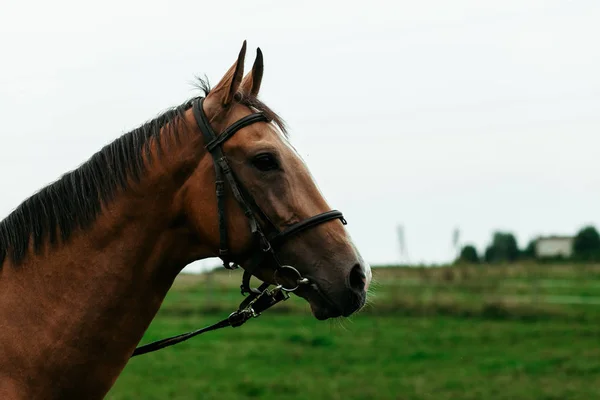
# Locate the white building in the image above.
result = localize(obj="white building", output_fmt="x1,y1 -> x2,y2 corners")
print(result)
535,236 -> 574,258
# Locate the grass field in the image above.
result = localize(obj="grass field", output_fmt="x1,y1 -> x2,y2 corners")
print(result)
107,264 -> 600,400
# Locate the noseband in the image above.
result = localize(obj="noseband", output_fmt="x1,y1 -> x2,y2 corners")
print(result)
131,97 -> 347,357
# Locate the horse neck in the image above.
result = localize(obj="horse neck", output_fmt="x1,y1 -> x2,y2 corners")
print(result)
0,108 -> 210,399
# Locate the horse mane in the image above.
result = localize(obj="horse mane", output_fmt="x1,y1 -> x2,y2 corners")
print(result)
0,77 -> 287,267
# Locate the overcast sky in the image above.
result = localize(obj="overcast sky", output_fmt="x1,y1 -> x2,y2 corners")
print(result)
1,0 -> 598,269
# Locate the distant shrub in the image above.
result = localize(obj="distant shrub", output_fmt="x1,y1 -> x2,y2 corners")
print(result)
484,232 -> 519,264
457,245 -> 480,264
573,226 -> 600,262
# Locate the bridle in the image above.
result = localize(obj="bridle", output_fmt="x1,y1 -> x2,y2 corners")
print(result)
193,97 -> 346,294
131,97 -> 347,357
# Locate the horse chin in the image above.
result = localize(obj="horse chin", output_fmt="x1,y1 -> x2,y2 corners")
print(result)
309,302 -> 343,321
295,284 -> 344,320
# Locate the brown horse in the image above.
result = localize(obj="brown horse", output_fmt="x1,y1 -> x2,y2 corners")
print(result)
0,42 -> 371,399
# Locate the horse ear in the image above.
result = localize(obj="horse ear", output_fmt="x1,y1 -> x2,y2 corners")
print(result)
208,41 -> 247,107
240,48 -> 264,97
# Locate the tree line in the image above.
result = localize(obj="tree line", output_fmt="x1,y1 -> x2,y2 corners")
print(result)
457,225 -> 600,264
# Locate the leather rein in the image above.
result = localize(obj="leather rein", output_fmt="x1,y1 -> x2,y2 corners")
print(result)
131,98 -> 346,357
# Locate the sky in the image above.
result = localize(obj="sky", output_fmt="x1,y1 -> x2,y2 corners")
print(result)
1,0 -> 599,270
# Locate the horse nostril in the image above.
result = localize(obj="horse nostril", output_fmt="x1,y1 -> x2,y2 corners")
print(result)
348,263 -> 366,293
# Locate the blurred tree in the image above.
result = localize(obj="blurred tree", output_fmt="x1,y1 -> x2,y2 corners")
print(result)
457,245 -> 479,264
484,232 -> 519,264
573,226 -> 600,261
520,239 -> 537,260
484,246 -> 494,263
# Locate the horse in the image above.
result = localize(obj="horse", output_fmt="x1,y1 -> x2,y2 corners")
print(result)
0,41 -> 372,399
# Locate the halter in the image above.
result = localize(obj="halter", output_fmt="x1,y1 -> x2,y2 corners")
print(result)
131,97 -> 347,357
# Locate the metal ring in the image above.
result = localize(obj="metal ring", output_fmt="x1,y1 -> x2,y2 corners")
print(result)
273,265 -> 309,292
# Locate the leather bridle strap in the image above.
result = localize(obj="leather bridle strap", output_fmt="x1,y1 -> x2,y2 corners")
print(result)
192,98 -> 270,268
131,282 -> 278,358
206,113 -> 269,152
269,210 -> 347,246
238,211 -> 347,295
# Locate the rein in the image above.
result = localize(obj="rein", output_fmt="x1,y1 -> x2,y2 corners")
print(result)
131,98 -> 346,358
131,281 -> 286,357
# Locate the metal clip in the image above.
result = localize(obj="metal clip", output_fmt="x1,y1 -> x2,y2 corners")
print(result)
259,234 -> 272,252
258,230 -> 272,253
223,261 -> 239,270
228,309 -> 252,327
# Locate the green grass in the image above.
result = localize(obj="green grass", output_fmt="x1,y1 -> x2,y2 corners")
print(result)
107,265 -> 600,399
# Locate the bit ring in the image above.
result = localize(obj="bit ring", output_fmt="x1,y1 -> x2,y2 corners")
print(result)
273,265 -> 309,292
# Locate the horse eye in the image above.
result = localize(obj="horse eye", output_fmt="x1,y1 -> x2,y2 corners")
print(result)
252,153 -> 279,171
